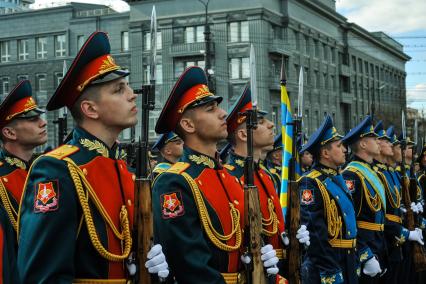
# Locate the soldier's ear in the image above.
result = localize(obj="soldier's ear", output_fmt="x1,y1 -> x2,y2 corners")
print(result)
236,128 -> 247,143
1,126 -> 17,141
179,117 -> 195,134
80,100 -> 100,120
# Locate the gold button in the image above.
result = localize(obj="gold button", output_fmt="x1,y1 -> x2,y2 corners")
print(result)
132,174 -> 136,181
271,196 -> 274,200
128,199 -> 132,206
221,173 -> 225,178
3,177 -> 8,182
82,168 -> 88,175
260,173 -> 263,177
344,213 -> 347,216
234,200 -> 239,205
336,196 -> 340,200
235,178 -> 239,183
348,231 -> 351,236
120,164 -> 123,169
68,145 -> 73,148
198,180 -> 203,186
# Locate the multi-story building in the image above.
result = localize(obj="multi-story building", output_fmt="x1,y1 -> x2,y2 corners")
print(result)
0,0 -> 410,148
0,0 -> 33,14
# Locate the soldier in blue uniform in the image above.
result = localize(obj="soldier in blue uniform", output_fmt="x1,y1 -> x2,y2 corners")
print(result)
341,115 -> 387,283
372,121 -> 423,284
0,80 -> 47,283
151,132 -> 183,178
152,67 -> 281,284
17,31 -> 168,283
299,114 -> 358,284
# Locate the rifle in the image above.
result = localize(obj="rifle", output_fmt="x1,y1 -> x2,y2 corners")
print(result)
242,44 -> 267,284
286,64 -> 302,284
133,6 -> 157,283
400,112 -> 426,272
53,107 -> 67,146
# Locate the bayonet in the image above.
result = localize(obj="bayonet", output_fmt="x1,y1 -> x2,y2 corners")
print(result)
150,6 -> 157,83
249,44 -> 257,108
402,110 -> 406,141
280,55 -> 287,87
414,119 -> 418,146
297,67 -> 303,119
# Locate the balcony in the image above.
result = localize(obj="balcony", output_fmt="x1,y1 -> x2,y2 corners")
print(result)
169,42 -> 214,58
339,64 -> 351,77
268,39 -> 291,56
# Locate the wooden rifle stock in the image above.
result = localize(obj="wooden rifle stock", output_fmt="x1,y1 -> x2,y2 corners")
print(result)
287,117 -> 302,284
243,108 -> 267,284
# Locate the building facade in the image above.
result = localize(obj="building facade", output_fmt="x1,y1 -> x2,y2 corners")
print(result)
0,0 -> 410,148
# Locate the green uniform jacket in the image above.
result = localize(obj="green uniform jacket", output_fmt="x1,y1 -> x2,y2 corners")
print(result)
17,127 -> 135,283
152,147 -> 244,284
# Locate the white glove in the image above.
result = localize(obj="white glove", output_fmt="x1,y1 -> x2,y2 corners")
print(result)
126,252 -> 137,276
416,202 -> 424,213
296,225 -> 310,246
409,228 -> 425,245
362,256 -> 382,277
260,244 -> 279,275
411,202 -> 420,214
145,244 -> 169,279
281,232 -> 290,246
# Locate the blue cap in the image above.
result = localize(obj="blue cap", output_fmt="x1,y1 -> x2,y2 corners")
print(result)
398,133 -> 415,146
219,142 -> 232,161
342,115 -> 377,145
374,121 -> 390,140
300,114 -> 342,154
152,132 -> 180,151
273,133 -> 282,150
386,126 -> 400,145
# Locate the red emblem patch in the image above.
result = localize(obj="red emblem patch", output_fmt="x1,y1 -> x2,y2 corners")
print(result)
301,189 -> 314,205
345,180 -> 355,192
34,181 -> 59,213
161,191 -> 185,219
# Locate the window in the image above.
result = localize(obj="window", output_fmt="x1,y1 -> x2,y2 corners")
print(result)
121,31 -> 129,52
36,37 -> 47,59
36,74 -> 47,92
77,35 -> 85,50
17,74 -> 28,81
1,41 -> 11,62
144,31 -> 162,50
295,31 -> 300,50
352,56 -> 357,71
323,73 -> 328,89
314,71 -> 319,88
229,21 -> 249,42
364,62 -> 369,75
323,44 -> 328,61
304,35 -> 309,55
229,57 -> 249,79
331,47 -> 336,64
173,27 -> 184,44
173,58 -> 205,78
18,39 -> 29,61
55,34 -> 66,57
54,72 -> 64,87
331,75 -> 336,91
0,77 -> 9,96
314,40 -> 319,58
184,26 -> 204,43
143,64 -> 163,84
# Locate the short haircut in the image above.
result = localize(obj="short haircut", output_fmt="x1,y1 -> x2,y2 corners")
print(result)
70,84 -> 101,124
0,119 -> 19,143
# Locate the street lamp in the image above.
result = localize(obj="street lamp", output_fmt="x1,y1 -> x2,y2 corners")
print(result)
198,0 -> 214,92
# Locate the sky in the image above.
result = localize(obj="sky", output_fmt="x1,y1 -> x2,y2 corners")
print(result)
336,0 -> 426,114
30,0 -> 426,113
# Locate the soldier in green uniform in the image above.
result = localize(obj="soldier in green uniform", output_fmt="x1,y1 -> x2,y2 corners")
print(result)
341,115 -> 386,284
223,85 -> 310,279
0,80 -> 47,283
152,67 -> 281,284
17,31 -> 168,283
265,133 -> 283,190
151,132 -> 183,178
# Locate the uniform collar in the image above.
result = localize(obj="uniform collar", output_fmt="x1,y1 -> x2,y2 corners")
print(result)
229,151 -> 246,168
72,127 -> 119,159
351,155 -> 373,166
0,148 -> 28,170
181,146 -> 221,170
315,163 -> 338,176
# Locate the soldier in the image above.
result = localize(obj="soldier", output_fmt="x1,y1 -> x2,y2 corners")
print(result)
152,67 -> 282,283
0,80 -> 47,283
17,31 -> 168,282
418,142 -> 426,205
341,115 -> 387,283
266,133 -> 283,190
151,132 -> 183,178
223,85 -> 310,277
373,121 -> 423,284
299,114 -> 358,284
